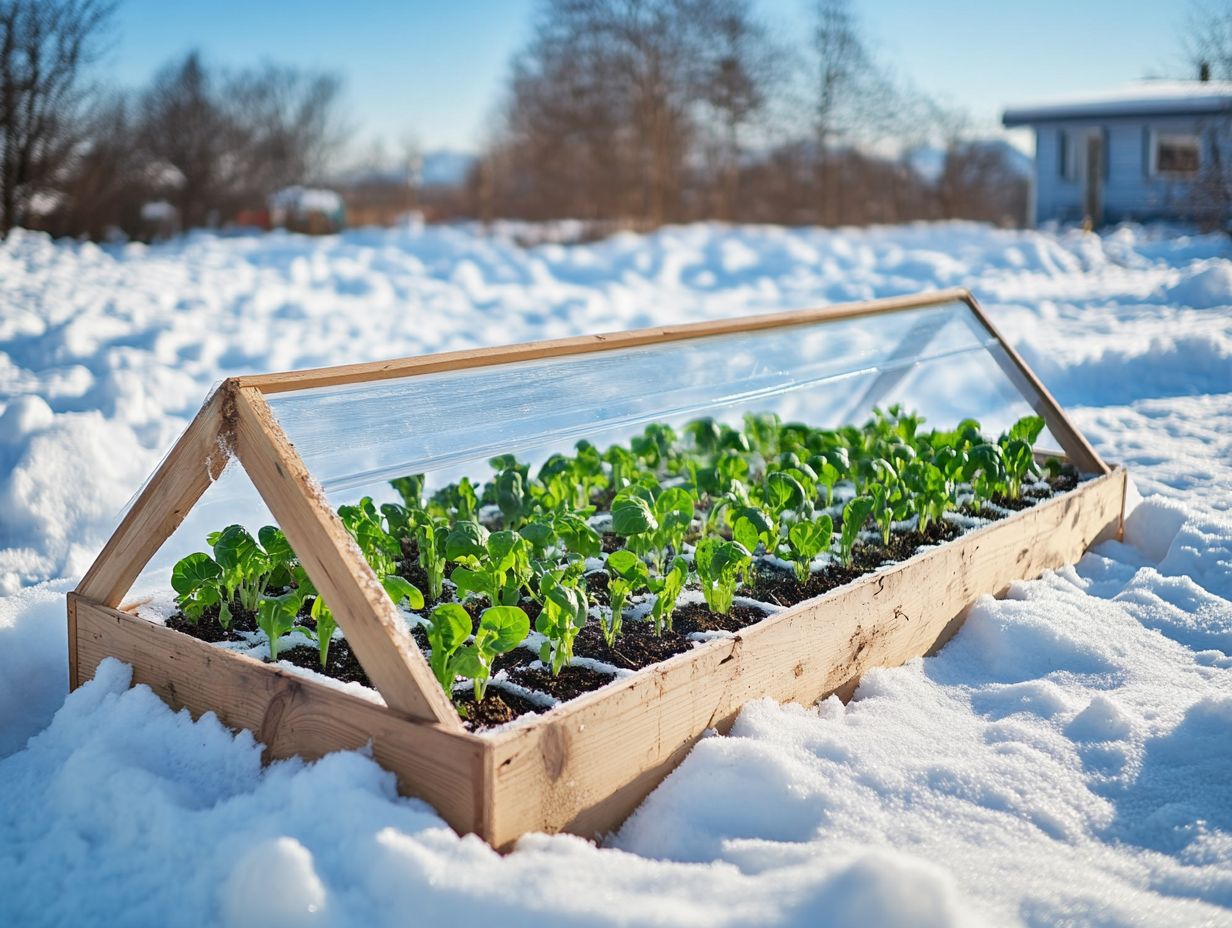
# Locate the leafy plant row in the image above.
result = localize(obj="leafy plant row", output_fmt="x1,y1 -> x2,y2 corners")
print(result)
170,406 -> 1059,712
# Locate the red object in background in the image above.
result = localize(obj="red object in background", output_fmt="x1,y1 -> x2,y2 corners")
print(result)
233,208 -> 270,230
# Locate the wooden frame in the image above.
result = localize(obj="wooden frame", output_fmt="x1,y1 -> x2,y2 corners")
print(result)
69,289 -> 1127,849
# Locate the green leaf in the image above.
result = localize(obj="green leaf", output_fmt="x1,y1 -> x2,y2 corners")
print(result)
258,525 -> 294,562
478,605 -> 530,653
655,486 -> 695,529
446,521 -> 490,561
213,524 -> 260,573
554,513 -> 602,559
520,520 -> 556,555
612,494 -> 658,536
789,518 -> 827,559
382,575 -> 425,610
840,495 -> 874,556
428,603 -> 472,651
1007,415 -> 1045,446
390,474 -> 425,509
764,471 -> 806,514
171,552 -> 221,595
450,565 -> 492,600
450,647 -> 484,680
606,549 -> 647,582
732,515 -> 760,554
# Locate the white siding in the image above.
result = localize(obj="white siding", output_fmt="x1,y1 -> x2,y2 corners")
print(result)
1029,115 -> 1218,225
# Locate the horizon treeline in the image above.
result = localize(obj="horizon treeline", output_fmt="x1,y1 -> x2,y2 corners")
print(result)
3,0 -> 1029,241
467,0 -> 1027,229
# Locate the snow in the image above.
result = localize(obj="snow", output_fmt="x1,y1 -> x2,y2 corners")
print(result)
1,220 -> 1231,925
269,186 -> 344,216
1002,80 -> 1232,126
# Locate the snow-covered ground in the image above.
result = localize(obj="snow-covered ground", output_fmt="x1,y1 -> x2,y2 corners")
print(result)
0,221 -> 1229,926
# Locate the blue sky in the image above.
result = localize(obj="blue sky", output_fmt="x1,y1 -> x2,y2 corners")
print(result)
110,0 -> 1188,156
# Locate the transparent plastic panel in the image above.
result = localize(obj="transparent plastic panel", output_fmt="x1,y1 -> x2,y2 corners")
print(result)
130,298 -> 1065,600
130,461 -> 276,601
265,300 -> 1021,504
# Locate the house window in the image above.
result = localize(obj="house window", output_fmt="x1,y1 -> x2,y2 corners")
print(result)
1151,133 -> 1201,177
1058,130 -> 1079,181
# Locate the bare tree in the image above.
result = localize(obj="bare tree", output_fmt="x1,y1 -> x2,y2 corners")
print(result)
0,0 -> 114,235
137,51 -> 344,231
42,93 -> 145,239
1176,3 -> 1232,228
696,0 -> 783,220
226,62 -> 344,199
136,52 -> 237,229
807,0 -> 914,224
1182,1 -> 1232,78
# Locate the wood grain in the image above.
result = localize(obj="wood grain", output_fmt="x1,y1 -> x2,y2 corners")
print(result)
236,289 -> 973,394
230,386 -> 462,728
962,294 -> 1109,476
484,467 -> 1126,847
76,386 -> 232,607
72,596 -> 486,835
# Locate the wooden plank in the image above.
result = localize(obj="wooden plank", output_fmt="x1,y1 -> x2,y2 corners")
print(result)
236,289 -> 973,395
75,387 -> 232,606
67,595 -> 78,691
961,294 -> 1109,476
72,596 -> 486,835
229,385 -> 463,729
484,468 -> 1126,848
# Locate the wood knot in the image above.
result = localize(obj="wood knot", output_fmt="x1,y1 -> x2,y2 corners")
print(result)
257,677 -> 300,763
541,723 -> 569,783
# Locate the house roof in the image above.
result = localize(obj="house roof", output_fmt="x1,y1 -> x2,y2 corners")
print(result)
1002,81 -> 1232,127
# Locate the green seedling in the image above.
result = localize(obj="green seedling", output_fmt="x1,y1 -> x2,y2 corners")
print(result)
999,415 -> 1045,499
424,603 -> 473,692
786,515 -> 833,582
451,530 -> 531,607
611,489 -> 658,537
414,514 -> 449,601
390,473 -> 426,511
604,549 -> 649,646
337,498 -> 400,577
839,495 -> 874,566
204,523 -> 294,628
743,411 -> 780,460
454,605 -> 531,702
762,471 -> 808,521
902,459 -> 949,534
535,573 -> 589,675
965,443 -> 1007,508
730,505 -> 773,555
867,482 -> 908,546
170,551 -> 223,623
694,537 -> 752,615
603,444 -> 639,493
257,590 -> 300,662
647,555 -> 689,635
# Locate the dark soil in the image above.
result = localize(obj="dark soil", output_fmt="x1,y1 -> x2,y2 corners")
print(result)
279,639 -> 374,688
585,570 -> 610,606
456,689 -> 544,731
166,603 -> 258,642
744,518 -> 961,607
505,663 -> 617,701
672,600 -> 765,634
491,645 -> 538,676
573,617 -> 693,670
165,474 -> 1083,731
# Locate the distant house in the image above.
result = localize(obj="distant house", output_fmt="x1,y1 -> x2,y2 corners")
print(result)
267,187 -> 346,234
1002,79 -> 1232,228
